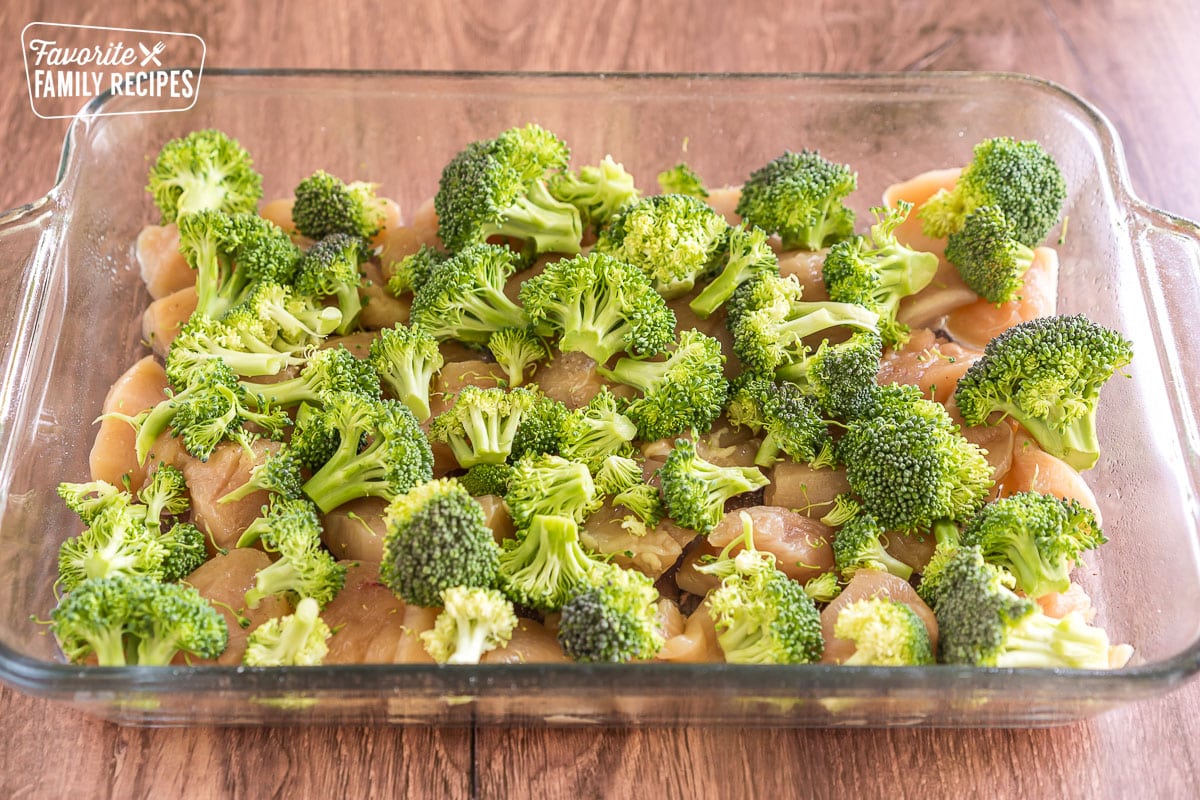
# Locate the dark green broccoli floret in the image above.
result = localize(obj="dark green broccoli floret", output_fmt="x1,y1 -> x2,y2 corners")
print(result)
519,251 -> 676,364
505,454 -> 601,529
776,330 -> 883,420
240,346 -> 380,410
419,586 -> 518,664
234,492 -> 315,548
497,514 -> 604,611
696,511 -> 824,664
725,376 -> 834,468
932,546 -> 1111,668
656,162 -> 708,198
838,389 -> 993,532
300,392 -> 434,513
598,329 -> 729,441
292,169 -> 388,241
508,391 -> 570,462
293,233 -> 366,335
147,129 -> 262,223
409,243 -> 530,345
51,574 -> 227,666
435,124 -> 582,255
220,448 -> 306,509
369,323 -> 444,421
158,522 -> 207,582
243,596 -> 332,667
487,327 -> 547,387
548,155 -> 640,231
658,437 -> 769,534
919,137 -> 1067,246
244,496 -> 345,609
915,519 -> 962,607
944,205 -> 1037,304
961,491 -> 1105,598
558,387 -> 639,472
833,596 -> 934,666
690,223 -> 780,319
595,194 -> 729,298
822,203 -> 939,346
557,562 -> 664,663
735,149 -> 856,251
831,512 -> 915,582
288,402 -> 342,472
380,478 -> 501,607
387,245 -> 448,297
232,281 -> 343,347
458,463 -> 515,497
430,386 -> 537,468
954,314 -> 1133,471
729,274 -> 880,378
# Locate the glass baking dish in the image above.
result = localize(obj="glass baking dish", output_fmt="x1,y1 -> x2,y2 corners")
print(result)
0,70 -> 1197,727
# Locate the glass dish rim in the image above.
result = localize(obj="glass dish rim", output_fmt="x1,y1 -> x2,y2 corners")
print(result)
3,67 -> 1199,702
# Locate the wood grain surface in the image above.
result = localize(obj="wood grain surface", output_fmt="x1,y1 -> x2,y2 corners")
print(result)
1,1 -> 1198,798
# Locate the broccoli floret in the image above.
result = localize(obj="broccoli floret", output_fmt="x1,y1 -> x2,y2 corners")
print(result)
954,314 -> 1133,471
243,597 -> 332,667
725,376 -> 834,468
293,233 -> 366,335
220,448 -> 306,509
915,519 -> 962,607
919,137 -> 1067,246
57,503 -> 167,592
292,169 -> 389,241
597,329 -> 729,441
159,522 -> 207,582
505,454 -> 601,529
429,386 -> 538,468
822,203 -> 939,346
300,393 -> 434,513
518,251 -> 676,364
380,478 -> 501,607
729,274 -> 880,378
487,327 -> 547,387
697,511 -> 824,664
135,464 -> 190,535
410,243 -> 530,345
656,162 -> 708,198
803,572 -> 842,604
458,463 -> 515,497
776,331 -> 883,420
658,437 -> 769,534
833,597 -> 934,666
51,574 -> 227,666
387,245 -> 448,297
944,205 -> 1037,304
558,387 -> 639,472
164,313 -> 301,385
244,498 -> 345,609
593,454 -> 643,496
932,545 -> 1111,668
735,149 -> 856,251
420,586 -> 519,664
612,483 -> 667,529
147,129 -> 262,223
508,391 -> 570,462
557,563 -> 664,663
57,480 -> 127,525
241,346 -> 380,410
497,514 -> 603,611
435,124 -> 582,255
368,323 -> 443,422
176,211 -> 301,320
233,281 -> 343,346
961,491 -> 1105,598
690,223 -> 780,319
831,512 -> 915,582
288,403 -> 342,472
548,155 -> 640,230
595,194 -> 728,299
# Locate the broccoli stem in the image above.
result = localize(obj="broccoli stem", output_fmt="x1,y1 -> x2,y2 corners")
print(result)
302,450 -> 389,513
482,181 -> 583,256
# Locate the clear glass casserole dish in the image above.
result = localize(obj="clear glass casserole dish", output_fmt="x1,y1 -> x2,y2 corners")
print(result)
0,70 -> 1197,727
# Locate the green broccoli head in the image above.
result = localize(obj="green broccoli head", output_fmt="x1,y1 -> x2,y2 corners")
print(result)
243,596 -> 332,667
380,478 -> 501,607
953,314 -> 1133,471
420,586 -> 519,664
518,250 -> 676,363
497,514 -> 604,611
241,345 -> 381,410
57,502 -> 169,592
508,390 -> 570,462
961,491 -> 1105,598
159,522 -> 207,582
244,497 -> 345,609
369,323 -> 444,421
735,149 -> 857,251
548,155 -> 641,230
430,386 -> 539,468
147,129 -> 263,223
409,243 -> 530,345
556,562 -> 664,663
458,462 -> 515,497
833,596 -> 934,666
487,327 -> 548,388
387,244 -> 448,297
690,223 -> 781,319
595,193 -> 729,298
831,512 -> 915,582
558,387 -> 639,472
658,438 -> 769,534
726,376 -> 834,468
292,169 -> 389,241
656,162 -> 709,199
919,137 -> 1067,246
777,330 -> 883,421
504,454 -> 601,529
293,233 -> 366,334
944,205 -> 1037,304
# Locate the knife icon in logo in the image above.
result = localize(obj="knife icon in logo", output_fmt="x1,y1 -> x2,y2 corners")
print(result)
138,41 -> 165,67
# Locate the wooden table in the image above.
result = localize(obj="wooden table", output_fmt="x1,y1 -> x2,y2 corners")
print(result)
1,2 -> 1197,797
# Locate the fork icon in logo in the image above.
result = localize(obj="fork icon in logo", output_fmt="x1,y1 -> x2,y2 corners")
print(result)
138,41 -> 165,67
